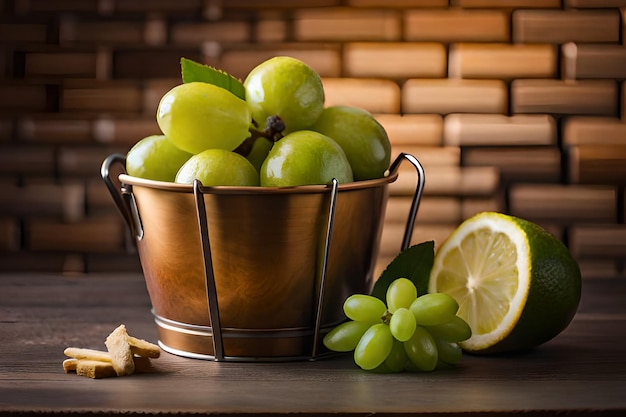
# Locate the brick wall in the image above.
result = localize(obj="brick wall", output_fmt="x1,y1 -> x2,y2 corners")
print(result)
1,0 -> 625,278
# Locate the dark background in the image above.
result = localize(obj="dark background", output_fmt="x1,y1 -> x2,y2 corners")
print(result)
0,0 -> 624,278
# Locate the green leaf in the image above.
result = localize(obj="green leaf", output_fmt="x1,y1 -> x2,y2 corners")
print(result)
180,57 -> 246,101
371,241 -> 435,302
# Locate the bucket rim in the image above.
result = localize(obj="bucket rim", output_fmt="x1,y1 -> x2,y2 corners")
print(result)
118,171 -> 399,195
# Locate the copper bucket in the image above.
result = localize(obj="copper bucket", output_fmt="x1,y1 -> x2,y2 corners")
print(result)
101,153 -> 424,361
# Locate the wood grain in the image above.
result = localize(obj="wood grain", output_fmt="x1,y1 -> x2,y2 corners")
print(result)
0,273 -> 624,416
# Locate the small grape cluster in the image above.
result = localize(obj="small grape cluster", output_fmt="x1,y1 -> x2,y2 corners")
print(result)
323,278 -> 471,372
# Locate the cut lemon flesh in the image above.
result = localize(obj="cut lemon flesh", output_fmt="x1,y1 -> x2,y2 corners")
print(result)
429,213 -> 530,352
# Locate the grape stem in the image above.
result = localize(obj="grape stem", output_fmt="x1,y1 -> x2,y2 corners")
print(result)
264,115 -> 286,142
381,310 -> 392,325
233,130 -> 269,157
234,115 -> 285,158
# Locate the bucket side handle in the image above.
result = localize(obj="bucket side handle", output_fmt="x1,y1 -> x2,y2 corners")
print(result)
387,153 -> 426,251
101,154 -> 143,240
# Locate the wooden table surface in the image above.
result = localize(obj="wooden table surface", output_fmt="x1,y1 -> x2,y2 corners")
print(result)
1,273 -> 625,416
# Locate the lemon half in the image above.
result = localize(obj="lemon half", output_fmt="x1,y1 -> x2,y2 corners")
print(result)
429,212 -> 581,354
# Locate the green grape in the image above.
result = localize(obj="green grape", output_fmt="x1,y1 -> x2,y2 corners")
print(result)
369,339 -> 407,373
244,56 -> 324,135
323,321 -> 371,352
389,307 -> 416,342
403,326 -> 438,372
245,137 -> 273,172
260,130 -> 353,187
354,323 -> 393,370
386,277 -> 418,313
343,294 -> 387,324
311,105 -> 392,180
368,362 -> 393,374
432,335 -> 463,365
410,293 -> 459,326
175,149 -> 259,186
126,134 -> 192,182
157,82 -> 251,154
425,316 -> 472,342
383,339 -> 408,373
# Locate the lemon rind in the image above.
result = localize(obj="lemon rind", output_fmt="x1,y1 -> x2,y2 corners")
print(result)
429,212 -> 531,352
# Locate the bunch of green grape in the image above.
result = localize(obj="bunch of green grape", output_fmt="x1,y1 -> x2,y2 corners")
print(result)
323,278 -> 471,372
126,56 -> 392,188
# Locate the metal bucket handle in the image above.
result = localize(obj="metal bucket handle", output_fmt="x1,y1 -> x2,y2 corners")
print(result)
101,152 -> 425,361
389,152 -> 426,251
101,154 -> 144,240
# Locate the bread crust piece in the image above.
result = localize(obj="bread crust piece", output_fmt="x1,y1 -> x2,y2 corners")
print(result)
127,335 -> 160,358
76,360 -> 117,379
104,324 -> 135,376
63,347 -> 112,362
63,358 -> 78,373
62,324 -> 159,378
63,356 -> 152,377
